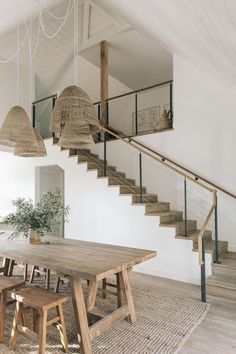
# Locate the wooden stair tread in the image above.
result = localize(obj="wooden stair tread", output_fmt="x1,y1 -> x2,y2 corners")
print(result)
207,275 -> 236,290
160,220 -> 196,227
193,240 -> 228,254
213,255 -> 236,270
176,229 -> 212,241
145,210 -> 182,217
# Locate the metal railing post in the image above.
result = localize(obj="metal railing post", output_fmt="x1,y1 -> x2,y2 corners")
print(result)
52,96 -> 56,138
170,82 -> 173,128
135,93 -> 138,135
98,104 -> 101,142
184,177 -> 187,236
103,101 -> 108,176
32,104 -> 36,128
214,193 -> 220,264
139,152 -> 143,203
201,238 -> 206,302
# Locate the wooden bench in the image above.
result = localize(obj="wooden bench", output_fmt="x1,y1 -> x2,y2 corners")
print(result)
8,260 -> 28,281
0,276 -> 25,342
9,287 -> 68,354
30,266 -> 51,290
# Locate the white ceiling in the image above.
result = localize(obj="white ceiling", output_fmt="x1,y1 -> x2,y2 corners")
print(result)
95,0 -> 236,89
0,0 -> 173,97
0,0 -> 62,37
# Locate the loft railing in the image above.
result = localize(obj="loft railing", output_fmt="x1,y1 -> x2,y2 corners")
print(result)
94,80 -> 173,137
32,86 -> 236,302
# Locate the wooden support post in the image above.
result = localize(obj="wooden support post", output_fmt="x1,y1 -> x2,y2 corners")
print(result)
100,40 -> 108,127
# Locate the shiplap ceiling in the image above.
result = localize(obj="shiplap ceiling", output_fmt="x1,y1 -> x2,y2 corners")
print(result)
0,0 -> 62,37
95,0 -> 236,89
0,0 -> 173,98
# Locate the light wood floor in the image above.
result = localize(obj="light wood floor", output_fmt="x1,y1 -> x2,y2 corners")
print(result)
130,272 -> 236,354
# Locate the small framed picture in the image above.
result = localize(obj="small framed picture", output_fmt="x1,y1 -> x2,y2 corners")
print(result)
133,106 -> 160,134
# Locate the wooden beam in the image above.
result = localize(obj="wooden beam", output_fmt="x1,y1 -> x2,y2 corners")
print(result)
100,40 -> 108,126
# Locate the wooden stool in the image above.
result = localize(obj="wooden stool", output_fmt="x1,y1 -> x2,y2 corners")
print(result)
9,287 -> 68,353
0,276 -> 25,342
30,266 -> 51,290
54,276 -> 70,293
8,260 -> 28,282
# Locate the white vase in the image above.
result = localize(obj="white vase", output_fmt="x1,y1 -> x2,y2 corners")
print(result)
29,229 -> 41,245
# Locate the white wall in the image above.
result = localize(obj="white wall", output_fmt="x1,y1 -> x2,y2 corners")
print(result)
92,54 -> 236,251
36,55 -> 130,102
0,139 -> 210,285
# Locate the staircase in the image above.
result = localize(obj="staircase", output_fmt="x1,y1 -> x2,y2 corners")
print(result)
59,145 -> 236,300
207,252 -> 236,300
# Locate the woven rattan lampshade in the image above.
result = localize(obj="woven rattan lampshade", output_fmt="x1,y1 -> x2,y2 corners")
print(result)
50,85 -> 100,136
58,121 -> 95,149
0,106 -> 35,147
14,128 -> 47,157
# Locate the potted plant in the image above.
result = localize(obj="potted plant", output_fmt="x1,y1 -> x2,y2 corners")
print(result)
7,189 -> 69,244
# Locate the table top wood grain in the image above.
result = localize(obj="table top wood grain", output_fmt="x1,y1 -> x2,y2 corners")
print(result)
0,236 -> 156,280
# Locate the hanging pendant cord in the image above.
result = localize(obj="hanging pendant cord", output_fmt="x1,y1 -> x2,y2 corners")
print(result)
74,0 -> 79,86
16,20 -> 19,105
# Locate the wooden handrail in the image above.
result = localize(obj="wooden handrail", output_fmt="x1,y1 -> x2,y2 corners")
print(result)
130,138 -> 236,200
100,125 -> 214,193
32,93 -> 57,105
93,80 -> 173,105
198,190 -> 217,265
101,126 -> 236,200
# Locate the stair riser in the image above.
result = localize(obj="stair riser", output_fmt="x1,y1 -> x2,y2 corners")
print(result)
145,204 -> 169,213
175,221 -> 197,236
87,162 -> 116,171
192,233 -> 212,248
159,212 -> 183,224
212,267 -> 236,279
108,178 -> 136,186
120,186 -> 146,194
96,170 -> 126,178
206,284 -> 236,301
132,195 -> 158,203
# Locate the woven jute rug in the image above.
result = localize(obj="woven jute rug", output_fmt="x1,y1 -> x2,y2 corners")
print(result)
0,274 -> 209,354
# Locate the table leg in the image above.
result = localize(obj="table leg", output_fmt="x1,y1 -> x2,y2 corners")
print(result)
70,277 -> 93,354
0,290 -> 6,342
86,280 -> 98,312
120,268 -> 137,323
3,258 -> 10,276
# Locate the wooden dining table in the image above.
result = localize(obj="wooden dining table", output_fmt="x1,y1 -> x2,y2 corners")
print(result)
0,236 -> 156,354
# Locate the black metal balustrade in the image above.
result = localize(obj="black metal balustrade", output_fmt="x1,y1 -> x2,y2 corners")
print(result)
32,79 -> 236,304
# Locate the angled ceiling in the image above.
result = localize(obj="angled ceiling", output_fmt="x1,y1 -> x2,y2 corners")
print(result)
81,30 -> 173,90
95,0 -> 236,89
0,0 -> 173,98
0,0 -> 62,37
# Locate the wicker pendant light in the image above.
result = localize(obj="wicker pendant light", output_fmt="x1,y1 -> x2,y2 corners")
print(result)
0,106 -> 35,147
50,86 -> 100,147
14,128 -> 47,157
58,121 -> 95,149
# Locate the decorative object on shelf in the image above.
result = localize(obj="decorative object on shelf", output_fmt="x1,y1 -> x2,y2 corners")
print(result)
14,128 -> 47,157
7,189 -> 69,244
50,85 -> 100,149
133,106 -> 160,134
154,109 -> 170,131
